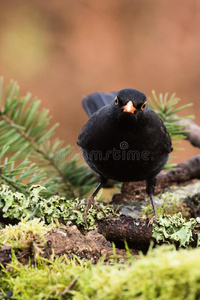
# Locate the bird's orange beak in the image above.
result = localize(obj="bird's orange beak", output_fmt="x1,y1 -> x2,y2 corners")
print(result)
123,101 -> 136,114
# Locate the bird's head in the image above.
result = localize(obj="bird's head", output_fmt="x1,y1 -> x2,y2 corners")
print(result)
110,88 -> 148,124
115,88 -> 147,113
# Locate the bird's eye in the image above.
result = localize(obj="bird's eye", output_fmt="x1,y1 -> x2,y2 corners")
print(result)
141,102 -> 147,110
115,97 -> 119,106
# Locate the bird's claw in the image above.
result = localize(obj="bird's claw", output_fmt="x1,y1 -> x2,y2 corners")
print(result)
84,195 -> 94,225
148,214 -> 158,226
84,195 -> 106,226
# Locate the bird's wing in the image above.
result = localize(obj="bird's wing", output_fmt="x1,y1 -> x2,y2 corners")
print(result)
149,109 -> 173,154
82,91 -> 117,117
77,105 -> 110,148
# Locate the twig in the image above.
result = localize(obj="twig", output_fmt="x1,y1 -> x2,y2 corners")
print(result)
61,275 -> 79,296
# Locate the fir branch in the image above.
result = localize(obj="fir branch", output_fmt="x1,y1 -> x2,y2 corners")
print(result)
0,78 -> 95,198
0,112 -> 76,196
0,146 -> 45,195
148,91 -> 194,147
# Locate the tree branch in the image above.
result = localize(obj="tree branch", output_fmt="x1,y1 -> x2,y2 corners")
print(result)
176,118 -> 200,148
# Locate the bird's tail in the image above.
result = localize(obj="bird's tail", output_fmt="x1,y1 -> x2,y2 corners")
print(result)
82,91 -> 117,117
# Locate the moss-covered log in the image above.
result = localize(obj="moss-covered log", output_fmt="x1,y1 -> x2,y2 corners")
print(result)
0,221 -> 138,267
0,213 -> 200,267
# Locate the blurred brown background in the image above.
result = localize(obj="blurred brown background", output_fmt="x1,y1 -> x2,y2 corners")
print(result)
0,0 -> 199,164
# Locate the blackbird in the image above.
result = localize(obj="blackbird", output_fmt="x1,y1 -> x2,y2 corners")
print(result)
77,88 -> 173,221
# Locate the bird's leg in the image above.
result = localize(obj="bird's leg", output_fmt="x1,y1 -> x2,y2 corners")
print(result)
149,194 -> 156,217
146,177 -> 157,223
84,176 -> 107,224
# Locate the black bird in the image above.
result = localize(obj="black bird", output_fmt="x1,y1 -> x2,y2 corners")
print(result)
77,88 -> 173,221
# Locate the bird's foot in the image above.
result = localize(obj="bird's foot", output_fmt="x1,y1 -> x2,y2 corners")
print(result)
148,214 -> 158,226
84,195 -> 105,226
84,195 -> 94,225
73,195 -> 106,227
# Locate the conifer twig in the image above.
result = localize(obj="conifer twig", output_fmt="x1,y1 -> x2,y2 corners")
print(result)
0,78 -> 95,197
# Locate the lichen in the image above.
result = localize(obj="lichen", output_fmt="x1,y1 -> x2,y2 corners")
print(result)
142,181 -> 200,218
0,184 -> 116,229
152,212 -> 200,247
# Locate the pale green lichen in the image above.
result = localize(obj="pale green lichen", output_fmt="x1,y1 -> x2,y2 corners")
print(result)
0,184 -> 115,229
152,212 -> 200,247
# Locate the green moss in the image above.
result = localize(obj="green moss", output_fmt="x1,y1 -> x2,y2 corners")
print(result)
0,218 -> 53,249
1,246 -> 200,299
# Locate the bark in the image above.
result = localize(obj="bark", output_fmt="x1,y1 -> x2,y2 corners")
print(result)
97,215 -> 200,249
97,216 -> 152,251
